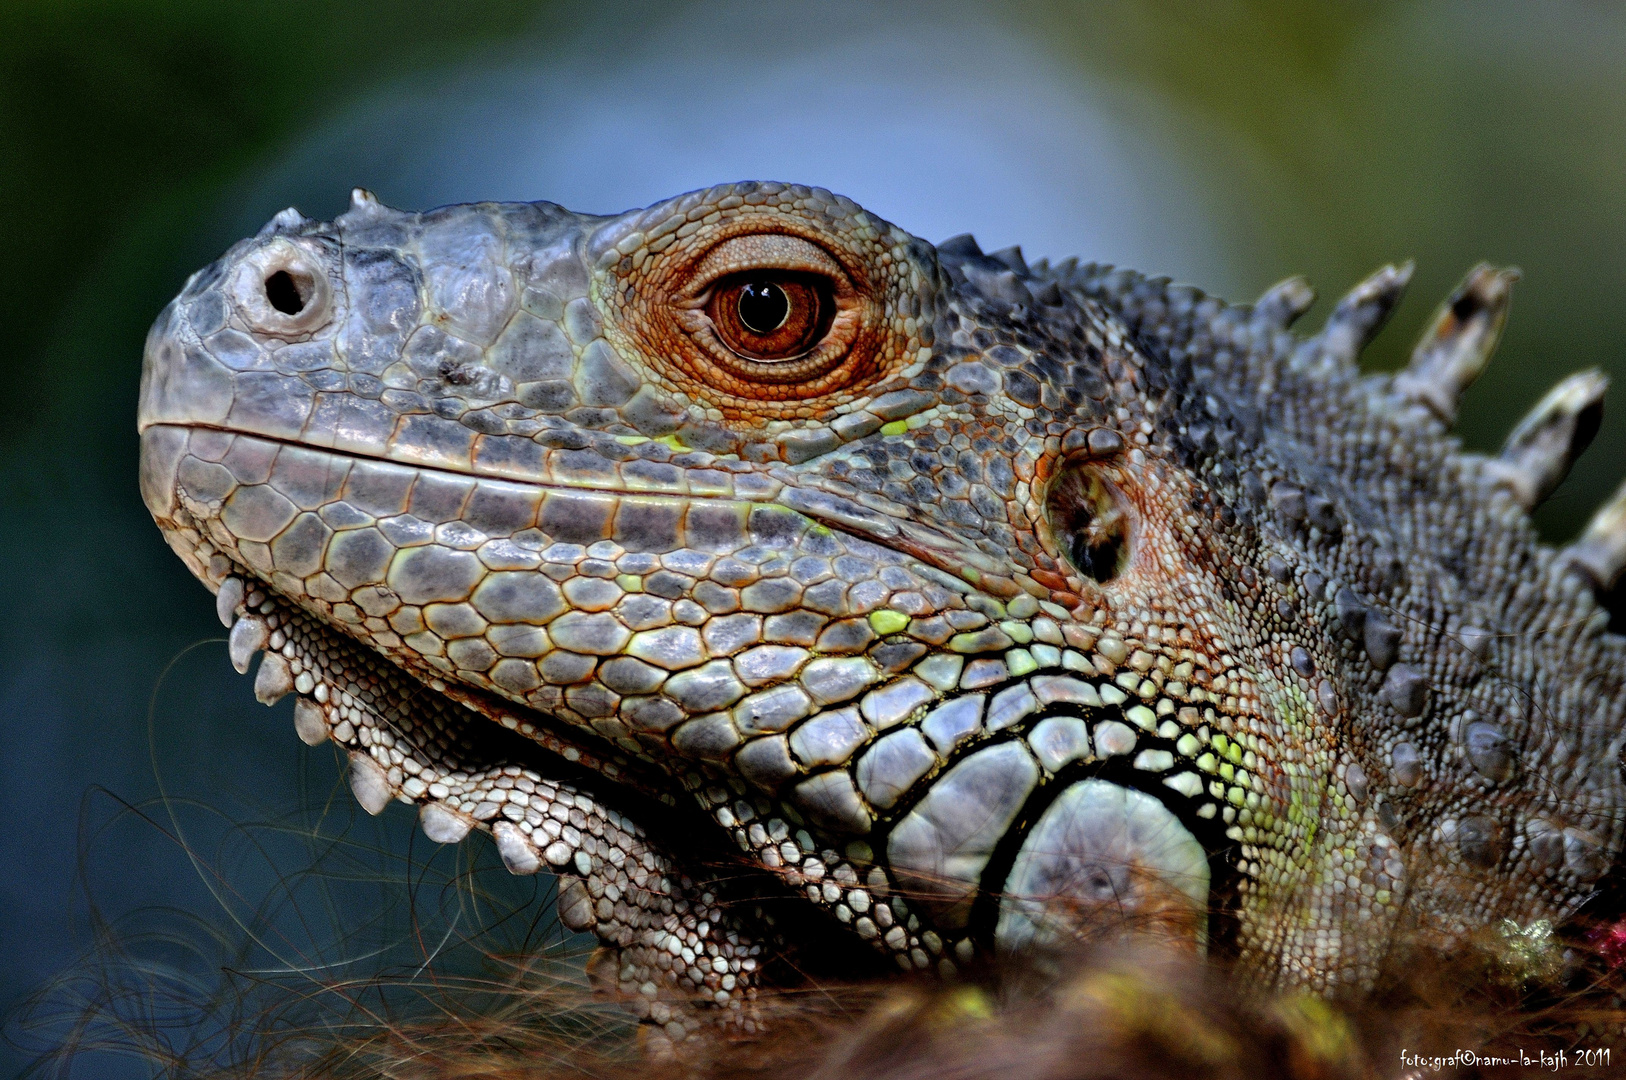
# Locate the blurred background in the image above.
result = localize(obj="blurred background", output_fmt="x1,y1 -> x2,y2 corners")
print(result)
2,0 -> 1623,1074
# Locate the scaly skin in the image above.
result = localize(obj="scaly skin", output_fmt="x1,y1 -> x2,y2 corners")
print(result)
136,184 -> 1626,1037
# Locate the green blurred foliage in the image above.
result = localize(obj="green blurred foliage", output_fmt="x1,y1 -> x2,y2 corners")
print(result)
1025,0 -> 1626,536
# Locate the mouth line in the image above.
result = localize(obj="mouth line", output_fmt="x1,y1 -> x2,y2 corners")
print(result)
159,420 -> 775,499
152,420 -> 1011,595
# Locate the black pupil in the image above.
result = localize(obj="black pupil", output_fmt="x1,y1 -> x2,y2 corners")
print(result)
737,280 -> 789,335
265,270 -> 306,315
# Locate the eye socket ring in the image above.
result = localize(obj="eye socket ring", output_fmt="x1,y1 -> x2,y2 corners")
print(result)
229,237 -> 334,338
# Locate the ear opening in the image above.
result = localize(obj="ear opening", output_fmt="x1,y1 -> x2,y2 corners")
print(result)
1046,461 -> 1132,585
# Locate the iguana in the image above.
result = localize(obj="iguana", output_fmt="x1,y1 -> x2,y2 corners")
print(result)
135,182 -> 1626,1040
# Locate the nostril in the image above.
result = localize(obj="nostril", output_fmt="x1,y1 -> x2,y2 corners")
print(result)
232,239 -> 331,337
264,270 -> 307,315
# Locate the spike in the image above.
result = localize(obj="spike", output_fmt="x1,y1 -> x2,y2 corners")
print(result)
215,576 -> 244,628
420,802 -> 474,844
349,187 -> 381,213
493,821 -> 543,874
293,696 -> 329,746
1393,264 -> 1518,423
963,263 -> 1033,306
255,206 -> 311,237
1318,262 -> 1413,366
936,233 -> 982,258
348,750 -> 392,816
1485,370 -> 1607,510
990,246 -> 1029,275
1253,276 -> 1316,329
228,613 -> 268,673
254,653 -> 294,705
1563,477 -> 1626,593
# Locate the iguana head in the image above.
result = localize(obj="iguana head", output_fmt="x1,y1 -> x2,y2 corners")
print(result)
138,183 -> 1626,993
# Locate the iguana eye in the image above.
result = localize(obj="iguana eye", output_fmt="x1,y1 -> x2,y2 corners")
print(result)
707,273 -> 833,361
592,192 -> 932,412
668,231 -> 865,389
